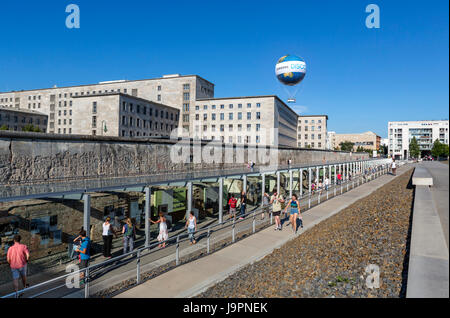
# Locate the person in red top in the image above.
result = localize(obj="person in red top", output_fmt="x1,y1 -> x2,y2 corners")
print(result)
228,194 -> 238,220
337,172 -> 342,185
7,235 -> 30,294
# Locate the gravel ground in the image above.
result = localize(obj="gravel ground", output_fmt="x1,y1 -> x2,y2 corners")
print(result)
197,168 -> 415,298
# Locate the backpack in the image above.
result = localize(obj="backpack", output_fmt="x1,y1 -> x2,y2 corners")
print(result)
124,224 -> 133,237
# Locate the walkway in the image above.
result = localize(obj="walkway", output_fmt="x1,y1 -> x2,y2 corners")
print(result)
420,161 -> 449,248
115,164 -> 412,298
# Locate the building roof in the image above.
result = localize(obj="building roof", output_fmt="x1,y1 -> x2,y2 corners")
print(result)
298,114 -> 329,120
0,106 -> 48,116
0,75 -> 214,94
72,93 -> 180,111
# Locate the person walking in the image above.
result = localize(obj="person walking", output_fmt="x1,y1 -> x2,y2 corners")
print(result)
239,191 -> 247,220
71,229 -> 83,262
283,194 -> 302,234
76,230 -> 91,285
324,177 -> 330,191
261,192 -> 270,220
122,218 -> 135,254
102,217 -> 117,259
151,212 -> 168,248
185,211 -> 197,245
337,172 -> 342,185
228,194 -> 238,220
391,159 -> 397,176
270,191 -> 284,230
7,234 -> 30,295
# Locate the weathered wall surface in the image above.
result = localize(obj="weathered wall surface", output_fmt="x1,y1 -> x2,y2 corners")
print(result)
0,131 -> 368,184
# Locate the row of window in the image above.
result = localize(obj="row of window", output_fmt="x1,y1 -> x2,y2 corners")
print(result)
195,123 -> 261,132
0,113 -> 47,125
120,102 -> 178,121
298,119 -> 323,124
194,112 -> 261,121
298,125 -> 323,132
120,116 -> 178,131
195,103 -> 261,111
298,142 -> 323,148
121,130 -> 170,138
194,135 -> 261,144
298,134 -> 323,140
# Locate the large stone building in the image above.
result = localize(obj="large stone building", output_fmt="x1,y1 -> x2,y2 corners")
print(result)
0,75 -> 300,147
0,106 -> 48,132
0,74 -> 213,136
332,131 -> 381,151
193,95 -> 298,147
388,120 -> 449,159
297,115 -> 328,149
72,93 -> 179,137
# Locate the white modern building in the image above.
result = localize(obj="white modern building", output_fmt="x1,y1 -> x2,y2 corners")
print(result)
326,131 -> 336,150
388,120 -> 449,159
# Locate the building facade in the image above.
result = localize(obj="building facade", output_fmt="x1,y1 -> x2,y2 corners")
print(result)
297,115 -> 328,149
193,96 -> 298,147
332,131 -> 381,151
0,74 -> 213,136
326,131 -> 336,150
388,120 -> 449,159
0,106 -> 48,132
72,93 -> 179,137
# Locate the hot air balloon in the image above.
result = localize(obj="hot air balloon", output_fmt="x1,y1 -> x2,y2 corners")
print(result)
275,55 -> 307,103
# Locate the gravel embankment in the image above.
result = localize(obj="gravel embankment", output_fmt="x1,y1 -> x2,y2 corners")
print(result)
197,168 -> 415,298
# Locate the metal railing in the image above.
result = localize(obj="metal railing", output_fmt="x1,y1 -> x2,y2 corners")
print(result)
1,160 -> 398,298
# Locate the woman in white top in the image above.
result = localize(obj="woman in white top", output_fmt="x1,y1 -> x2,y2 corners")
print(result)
185,211 -> 197,245
102,217 -> 117,258
151,212 -> 168,248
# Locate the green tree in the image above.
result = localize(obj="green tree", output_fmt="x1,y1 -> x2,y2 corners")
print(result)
409,137 -> 420,159
431,139 -> 449,159
379,144 -> 388,156
339,141 -> 355,152
22,124 -> 42,133
0,124 -> 8,131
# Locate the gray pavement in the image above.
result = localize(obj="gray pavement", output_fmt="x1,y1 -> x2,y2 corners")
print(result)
421,161 -> 449,248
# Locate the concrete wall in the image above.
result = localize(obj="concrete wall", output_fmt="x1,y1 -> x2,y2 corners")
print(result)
0,131 -> 369,185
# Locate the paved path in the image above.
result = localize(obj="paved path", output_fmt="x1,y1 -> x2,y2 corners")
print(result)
115,164 -> 412,298
420,161 -> 449,248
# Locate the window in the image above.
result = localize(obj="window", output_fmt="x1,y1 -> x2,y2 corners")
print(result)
229,104 -> 233,109
256,103 -> 261,108
238,104 -> 242,108
195,105 -> 200,111
203,114 -> 207,120
220,113 -> 224,120
229,136 -> 233,143
183,103 -> 189,112
183,93 -> 190,101
93,102 -> 97,114
92,116 -> 97,128
195,114 -> 199,120
238,112 -> 242,120
256,112 -> 261,120
158,85 -> 161,91
256,124 -> 261,131
212,105 -> 216,109
305,126 -> 308,131
247,112 -> 251,120
220,125 -> 224,132
137,105 -> 140,114
129,117 -> 133,127
311,126 -> 315,131
305,134 -> 308,139
203,125 -> 207,132
229,124 -> 233,132
247,124 -> 251,131
229,113 -> 233,120
220,104 -> 224,109
238,136 -> 242,143
203,105 -> 208,110
212,113 -> 216,121
130,103 -> 134,112
238,124 -> 242,131
318,142 -> 322,148
137,118 -> 140,128
143,106 -> 147,115
311,134 -> 315,140
212,125 -> 216,132
318,134 -> 322,140
183,84 -> 190,90
157,95 -> 161,101
247,103 -> 251,108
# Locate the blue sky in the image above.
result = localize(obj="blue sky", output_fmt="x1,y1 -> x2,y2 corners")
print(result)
0,0 -> 448,138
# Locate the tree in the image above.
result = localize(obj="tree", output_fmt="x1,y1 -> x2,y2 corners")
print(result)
379,144 -> 388,156
409,137 -> 420,159
22,124 -> 42,133
339,141 -> 355,152
0,124 -> 8,131
431,139 -> 449,159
